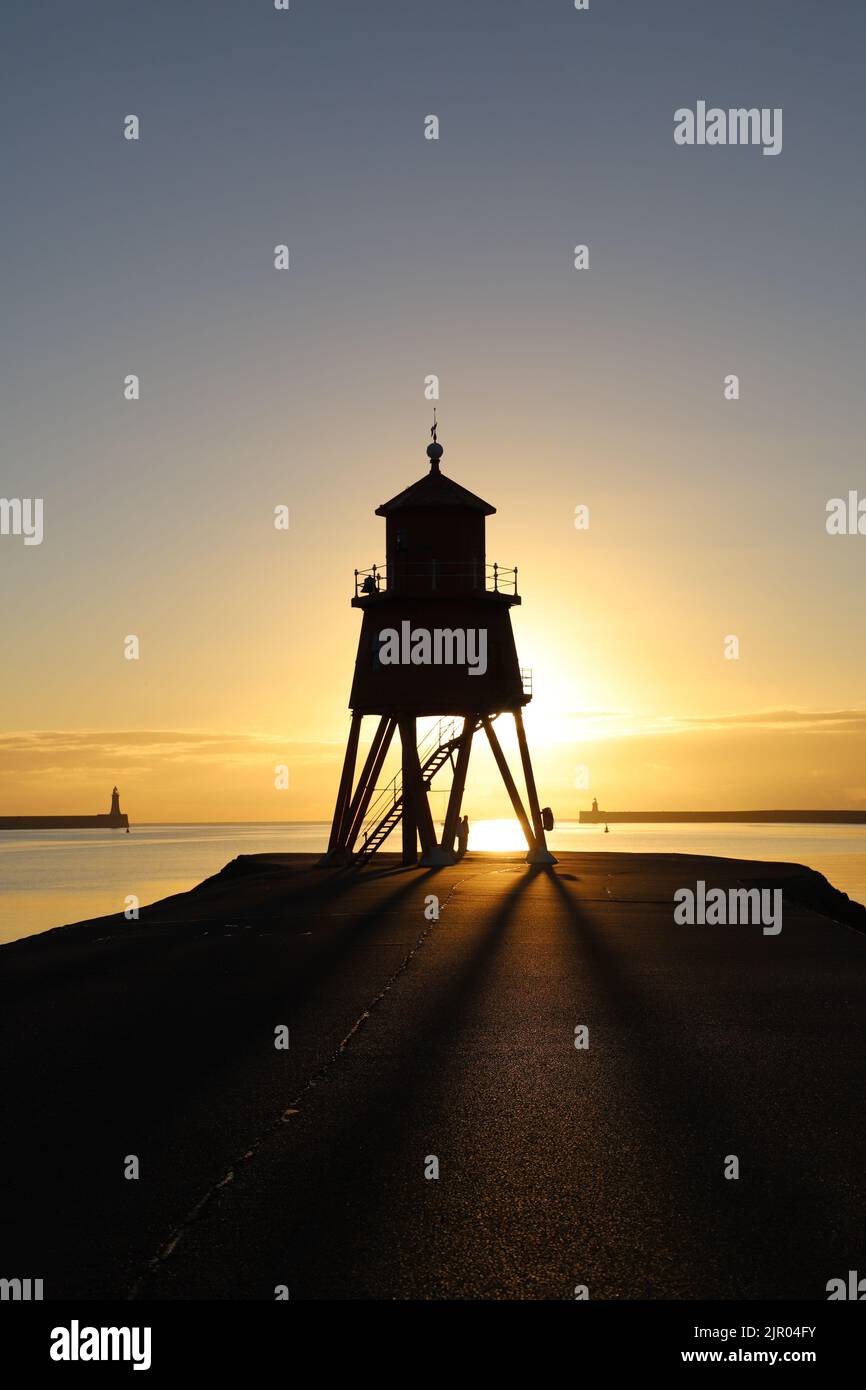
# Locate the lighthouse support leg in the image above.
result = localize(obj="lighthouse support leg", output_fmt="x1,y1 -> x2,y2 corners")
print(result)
399,718 -> 419,864
344,716 -> 396,853
399,718 -> 441,865
440,715 -> 475,857
482,717 -> 537,854
320,715 -> 395,864
514,708 -> 557,865
325,712 -> 363,856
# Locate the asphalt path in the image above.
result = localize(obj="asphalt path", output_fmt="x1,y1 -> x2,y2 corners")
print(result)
2,852 -> 864,1300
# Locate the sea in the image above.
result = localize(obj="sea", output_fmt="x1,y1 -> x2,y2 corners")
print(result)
1,820 -> 865,946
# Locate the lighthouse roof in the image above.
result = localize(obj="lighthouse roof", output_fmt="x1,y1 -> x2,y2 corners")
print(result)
375,463 -> 496,517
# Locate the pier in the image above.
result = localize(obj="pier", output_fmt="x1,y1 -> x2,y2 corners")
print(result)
580,808 -> 866,825
0,786 -> 129,831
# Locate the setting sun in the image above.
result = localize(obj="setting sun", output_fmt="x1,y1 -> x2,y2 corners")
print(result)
467,817 -> 529,852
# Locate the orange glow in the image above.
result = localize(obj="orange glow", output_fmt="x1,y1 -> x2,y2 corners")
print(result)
468,818 -> 528,852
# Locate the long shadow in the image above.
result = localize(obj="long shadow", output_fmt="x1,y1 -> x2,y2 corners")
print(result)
547,867 -> 778,1141
0,861 -> 452,1298
144,864 -> 549,1296
211,863 -> 862,1300
544,867 -> 857,1297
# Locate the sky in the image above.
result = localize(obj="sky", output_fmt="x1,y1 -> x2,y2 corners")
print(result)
2,0 -> 865,821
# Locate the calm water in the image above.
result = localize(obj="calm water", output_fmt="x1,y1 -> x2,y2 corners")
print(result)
1,820 -> 865,945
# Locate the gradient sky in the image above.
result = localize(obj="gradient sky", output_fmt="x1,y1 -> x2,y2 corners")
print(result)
2,0 -> 865,820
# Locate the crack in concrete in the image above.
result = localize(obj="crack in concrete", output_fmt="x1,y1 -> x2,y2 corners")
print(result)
127,871 -> 471,1299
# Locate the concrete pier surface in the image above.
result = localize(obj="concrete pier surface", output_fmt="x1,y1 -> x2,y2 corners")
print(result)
1,851 -> 865,1300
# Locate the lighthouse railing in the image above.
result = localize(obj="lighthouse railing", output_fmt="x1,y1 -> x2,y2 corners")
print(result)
353,561 -> 519,597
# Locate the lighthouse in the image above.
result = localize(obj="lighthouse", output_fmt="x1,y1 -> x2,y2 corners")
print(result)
323,423 -> 555,867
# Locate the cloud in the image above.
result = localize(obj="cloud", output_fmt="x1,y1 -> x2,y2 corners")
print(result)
679,710 -> 866,732
0,730 -> 341,776
560,709 -> 866,738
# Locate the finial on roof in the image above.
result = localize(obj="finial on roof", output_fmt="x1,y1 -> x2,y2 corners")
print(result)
426,408 -> 444,472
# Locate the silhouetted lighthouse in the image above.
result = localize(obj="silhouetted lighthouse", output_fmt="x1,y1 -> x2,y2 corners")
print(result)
324,423 -> 555,866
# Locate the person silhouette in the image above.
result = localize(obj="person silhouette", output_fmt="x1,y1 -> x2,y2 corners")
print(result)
456,814 -> 470,858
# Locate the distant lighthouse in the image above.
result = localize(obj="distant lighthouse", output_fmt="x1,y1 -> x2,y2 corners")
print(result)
323,423 -> 555,866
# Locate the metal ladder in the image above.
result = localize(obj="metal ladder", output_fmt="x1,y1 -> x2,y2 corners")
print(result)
356,717 -> 482,861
